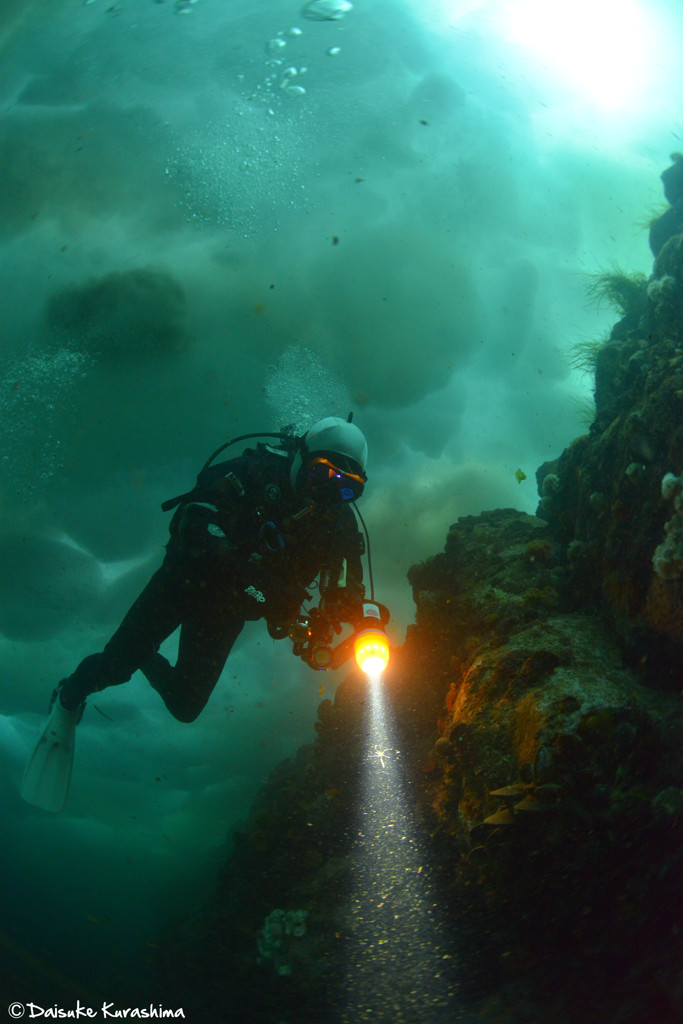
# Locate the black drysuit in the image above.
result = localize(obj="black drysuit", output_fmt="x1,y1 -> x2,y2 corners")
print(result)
59,445 -> 365,721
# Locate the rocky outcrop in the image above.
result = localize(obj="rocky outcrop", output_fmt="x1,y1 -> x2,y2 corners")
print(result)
539,157 -> 683,663
649,153 -> 683,257
158,167 -> 683,1024
159,505 -> 683,1024
405,508 -> 683,1023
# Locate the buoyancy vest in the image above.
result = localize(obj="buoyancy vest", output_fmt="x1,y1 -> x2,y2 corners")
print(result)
168,444 -> 364,599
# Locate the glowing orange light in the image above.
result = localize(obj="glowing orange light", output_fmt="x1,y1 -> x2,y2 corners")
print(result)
354,629 -> 390,676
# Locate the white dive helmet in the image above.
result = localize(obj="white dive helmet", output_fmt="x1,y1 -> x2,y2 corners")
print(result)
290,416 -> 368,493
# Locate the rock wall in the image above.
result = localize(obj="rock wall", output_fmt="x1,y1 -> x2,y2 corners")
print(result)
540,155 -> 683,660
405,508 -> 683,1023
158,165 -> 683,1024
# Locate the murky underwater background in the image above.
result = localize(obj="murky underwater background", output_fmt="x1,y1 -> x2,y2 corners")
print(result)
1,0 -> 682,1014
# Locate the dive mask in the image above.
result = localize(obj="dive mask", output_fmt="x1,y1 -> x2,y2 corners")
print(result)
307,456 -> 365,502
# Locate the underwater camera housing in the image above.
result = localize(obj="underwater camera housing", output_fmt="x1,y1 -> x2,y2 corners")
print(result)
292,601 -> 390,675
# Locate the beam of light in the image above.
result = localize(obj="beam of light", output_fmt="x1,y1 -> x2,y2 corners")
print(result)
338,675 -> 460,1023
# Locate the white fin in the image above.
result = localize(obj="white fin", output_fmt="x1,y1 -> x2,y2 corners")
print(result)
20,699 -> 81,813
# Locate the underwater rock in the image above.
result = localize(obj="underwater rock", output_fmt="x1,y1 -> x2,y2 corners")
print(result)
649,203 -> 683,258
650,235 -> 683,338
257,908 -> 309,977
661,152 -> 683,205
537,167 -> 683,668
650,154 -> 683,256
403,511 -> 683,1023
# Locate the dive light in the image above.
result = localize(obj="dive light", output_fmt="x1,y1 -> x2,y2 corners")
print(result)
291,601 -> 390,674
353,602 -> 390,676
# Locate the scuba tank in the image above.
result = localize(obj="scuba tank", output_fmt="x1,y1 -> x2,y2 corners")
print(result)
161,426 -> 300,512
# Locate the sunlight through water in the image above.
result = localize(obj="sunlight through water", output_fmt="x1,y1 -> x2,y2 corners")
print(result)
495,0 -> 660,112
417,0 -> 674,130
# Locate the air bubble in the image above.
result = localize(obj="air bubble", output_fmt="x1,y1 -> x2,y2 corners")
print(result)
302,0 -> 352,21
280,83 -> 307,96
169,112 -> 312,233
0,349 -> 91,500
264,345 -> 351,435
266,37 -> 287,55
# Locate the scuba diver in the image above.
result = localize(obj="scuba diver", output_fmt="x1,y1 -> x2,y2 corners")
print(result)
22,415 -> 380,812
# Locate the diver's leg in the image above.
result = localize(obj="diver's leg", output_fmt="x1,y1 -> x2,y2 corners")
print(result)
142,611 -> 244,723
58,559 -> 183,710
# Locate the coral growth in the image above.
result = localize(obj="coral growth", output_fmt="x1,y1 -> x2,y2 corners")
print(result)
652,473 -> 683,580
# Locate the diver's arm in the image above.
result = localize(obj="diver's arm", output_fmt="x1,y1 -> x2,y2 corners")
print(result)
319,519 -> 365,629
